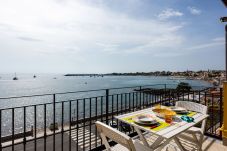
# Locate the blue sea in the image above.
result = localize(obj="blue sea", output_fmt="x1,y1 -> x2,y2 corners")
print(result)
0,73 -> 211,136
0,73 -> 211,97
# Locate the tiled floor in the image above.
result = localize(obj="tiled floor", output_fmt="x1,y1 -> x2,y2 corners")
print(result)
2,128 -> 227,151
66,128 -> 101,150
163,136 -> 226,151
138,133 -> 227,151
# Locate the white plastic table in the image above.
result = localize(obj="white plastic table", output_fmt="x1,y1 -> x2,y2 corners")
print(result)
115,107 -> 209,151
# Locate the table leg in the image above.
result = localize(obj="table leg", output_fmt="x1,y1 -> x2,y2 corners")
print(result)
150,136 -> 165,149
133,127 -> 169,150
134,127 -> 171,150
174,137 -> 186,151
134,127 -> 150,147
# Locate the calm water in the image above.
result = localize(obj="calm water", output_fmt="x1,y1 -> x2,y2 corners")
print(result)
0,73 -> 211,98
0,74 -> 211,136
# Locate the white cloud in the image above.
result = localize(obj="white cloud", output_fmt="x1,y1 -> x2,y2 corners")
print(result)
0,0 -> 184,55
153,52 -> 182,58
0,0 -> 190,73
187,37 -> 224,50
157,8 -> 183,20
187,6 -> 201,15
212,37 -> 224,42
123,34 -> 184,54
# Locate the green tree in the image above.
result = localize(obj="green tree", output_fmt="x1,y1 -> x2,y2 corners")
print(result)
176,82 -> 192,92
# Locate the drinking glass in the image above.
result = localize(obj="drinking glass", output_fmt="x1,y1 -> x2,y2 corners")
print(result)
165,114 -> 173,124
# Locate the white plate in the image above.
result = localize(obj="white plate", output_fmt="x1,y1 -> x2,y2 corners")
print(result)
171,107 -> 187,112
133,116 -> 158,125
139,117 -> 155,123
134,118 -> 158,126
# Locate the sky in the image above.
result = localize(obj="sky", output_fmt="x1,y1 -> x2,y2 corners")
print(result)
0,0 -> 227,74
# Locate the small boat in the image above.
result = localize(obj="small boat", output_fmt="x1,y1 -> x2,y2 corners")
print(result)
13,73 -> 18,80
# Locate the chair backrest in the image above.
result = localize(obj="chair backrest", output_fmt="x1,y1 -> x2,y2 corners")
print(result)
95,121 -> 136,151
176,101 -> 208,133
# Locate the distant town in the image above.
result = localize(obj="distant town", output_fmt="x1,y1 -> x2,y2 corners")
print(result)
65,70 -> 226,87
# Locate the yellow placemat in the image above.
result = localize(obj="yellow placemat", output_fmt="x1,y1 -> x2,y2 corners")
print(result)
121,114 -> 170,132
177,111 -> 197,117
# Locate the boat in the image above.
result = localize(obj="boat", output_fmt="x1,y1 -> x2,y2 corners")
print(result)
13,73 -> 18,80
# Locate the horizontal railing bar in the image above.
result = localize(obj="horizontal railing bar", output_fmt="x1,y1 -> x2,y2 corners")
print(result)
107,84 -> 165,90
0,84 -> 162,100
0,84 -> 209,100
0,93 -> 123,110
0,91 -> 150,110
0,102 -> 52,111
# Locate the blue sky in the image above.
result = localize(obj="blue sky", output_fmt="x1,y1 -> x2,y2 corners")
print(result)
0,0 -> 226,73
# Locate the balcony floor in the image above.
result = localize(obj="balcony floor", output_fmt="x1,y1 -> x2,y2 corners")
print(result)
134,134 -> 227,151
201,136 -> 226,151
164,136 -> 226,151
2,131 -> 227,151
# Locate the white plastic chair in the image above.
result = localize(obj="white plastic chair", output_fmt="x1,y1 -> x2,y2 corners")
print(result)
175,101 -> 208,151
95,121 -> 153,151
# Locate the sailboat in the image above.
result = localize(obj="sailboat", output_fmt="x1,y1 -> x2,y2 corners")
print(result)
13,73 -> 18,80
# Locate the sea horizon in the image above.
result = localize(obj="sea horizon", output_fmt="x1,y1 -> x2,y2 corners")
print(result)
0,73 -> 211,97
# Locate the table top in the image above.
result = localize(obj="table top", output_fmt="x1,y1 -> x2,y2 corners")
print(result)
115,107 -> 209,139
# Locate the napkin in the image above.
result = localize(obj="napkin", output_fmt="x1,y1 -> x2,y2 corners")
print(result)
181,115 -> 194,123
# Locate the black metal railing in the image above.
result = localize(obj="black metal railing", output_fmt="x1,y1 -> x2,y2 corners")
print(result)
0,84 -> 222,151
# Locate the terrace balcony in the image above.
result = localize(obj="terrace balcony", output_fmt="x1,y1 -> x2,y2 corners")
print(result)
0,84 -> 226,151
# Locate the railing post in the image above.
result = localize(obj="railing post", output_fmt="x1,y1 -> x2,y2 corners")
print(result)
44,104 -> 47,151
220,88 -> 223,138
106,89 -> 109,125
221,82 -> 227,145
139,86 -> 142,109
53,94 -> 56,151
0,110 -> 2,151
164,84 -> 167,105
